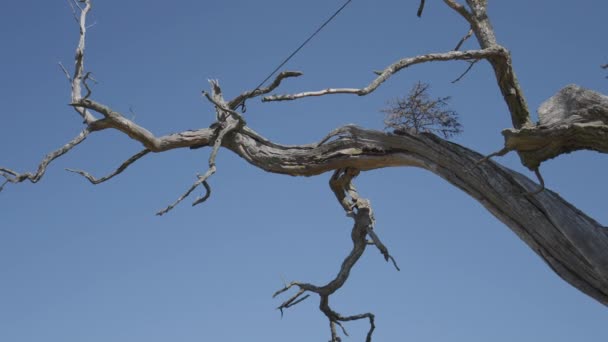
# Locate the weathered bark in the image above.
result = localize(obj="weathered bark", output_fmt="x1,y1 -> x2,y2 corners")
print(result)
502,85 -> 608,170
217,125 -> 608,306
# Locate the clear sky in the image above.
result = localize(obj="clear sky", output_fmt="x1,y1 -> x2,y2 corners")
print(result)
1,1 -> 607,341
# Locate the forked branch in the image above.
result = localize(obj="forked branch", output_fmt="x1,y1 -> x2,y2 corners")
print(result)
274,168 -> 399,341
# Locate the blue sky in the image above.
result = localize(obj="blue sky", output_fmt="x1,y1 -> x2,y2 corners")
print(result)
1,1 -> 607,341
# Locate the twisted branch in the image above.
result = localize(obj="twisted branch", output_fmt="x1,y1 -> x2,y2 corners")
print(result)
0,129 -> 90,191
273,168 -> 399,341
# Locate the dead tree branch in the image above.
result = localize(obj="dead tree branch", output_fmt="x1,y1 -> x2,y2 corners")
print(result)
2,1 -> 608,340
274,168 -> 397,341
227,71 -> 303,110
454,28 -> 474,51
264,0 -> 532,129
263,48 -> 502,102
69,0 -> 96,124
0,129 -> 90,191
66,149 -> 150,184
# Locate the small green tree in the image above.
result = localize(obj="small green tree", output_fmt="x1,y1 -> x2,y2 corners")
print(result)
382,82 -> 463,139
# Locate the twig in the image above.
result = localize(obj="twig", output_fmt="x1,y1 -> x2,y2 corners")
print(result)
58,62 -> 72,81
66,149 -> 150,184
454,28 -> 474,51
417,0 -> 426,17
158,81 -> 243,215
366,226 -> 401,271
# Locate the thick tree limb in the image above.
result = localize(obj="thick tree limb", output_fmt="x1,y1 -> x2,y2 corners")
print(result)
499,85 -> 608,170
230,127 -> 607,307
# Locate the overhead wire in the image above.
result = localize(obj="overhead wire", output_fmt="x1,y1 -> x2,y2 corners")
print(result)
235,0 -> 354,111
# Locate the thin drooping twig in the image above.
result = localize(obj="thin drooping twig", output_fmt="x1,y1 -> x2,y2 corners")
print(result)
454,28 -> 474,51
0,129 -> 90,191
66,149 -> 150,184
274,168 -> 399,341
263,48 -> 503,102
366,227 -> 401,271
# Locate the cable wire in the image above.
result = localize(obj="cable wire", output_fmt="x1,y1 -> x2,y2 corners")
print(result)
237,0 -> 353,110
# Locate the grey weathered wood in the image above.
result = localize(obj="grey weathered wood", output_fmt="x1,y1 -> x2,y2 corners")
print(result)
501,85 -> 608,169
220,126 -> 608,306
2,3 -> 607,340
538,84 -> 608,126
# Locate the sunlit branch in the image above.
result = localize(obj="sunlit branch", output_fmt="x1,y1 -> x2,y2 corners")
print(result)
263,48 -> 502,102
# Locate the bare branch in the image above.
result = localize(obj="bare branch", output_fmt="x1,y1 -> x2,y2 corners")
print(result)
58,62 -> 72,81
70,0 -> 96,124
274,168 -> 399,341
156,169 -> 214,216
366,226 -> 400,271
263,48 -> 502,102
157,80 -> 245,215
454,28 -> 474,51
66,149 -> 150,184
0,129 -> 90,191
